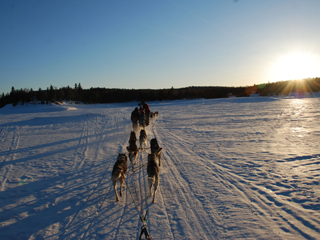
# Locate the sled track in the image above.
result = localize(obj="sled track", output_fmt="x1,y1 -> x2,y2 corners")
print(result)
147,124 -> 215,239
61,114 -> 123,239
188,134 -> 320,239
60,159 -> 114,239
153,123 -> 278,238
117,152 -> 148,240
72,118 -> 89,171
155,121 -> 320,239
0,126 -> 20,191
160,132 -> 220,238
79,166 -> 115,240
61,112 -> 138,239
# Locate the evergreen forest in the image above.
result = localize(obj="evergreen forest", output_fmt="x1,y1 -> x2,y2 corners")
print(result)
1,78 -> 320,109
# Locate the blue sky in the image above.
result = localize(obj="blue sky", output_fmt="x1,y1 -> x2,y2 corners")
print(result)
1,0 -> 320,95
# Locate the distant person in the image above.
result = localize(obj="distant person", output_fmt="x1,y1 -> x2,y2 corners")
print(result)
142,101 -> 150,114
142,101 -> 150,126
139,105 -> 145,128
131,107 -> 139,124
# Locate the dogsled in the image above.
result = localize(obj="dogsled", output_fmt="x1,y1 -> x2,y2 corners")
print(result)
111,105 -> 162,239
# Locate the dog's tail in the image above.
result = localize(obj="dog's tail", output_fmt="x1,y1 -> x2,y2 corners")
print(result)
111,169 -> 123,181
148,175 -> 156,185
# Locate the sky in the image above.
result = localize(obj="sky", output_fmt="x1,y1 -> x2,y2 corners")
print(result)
1,0 -> 320,95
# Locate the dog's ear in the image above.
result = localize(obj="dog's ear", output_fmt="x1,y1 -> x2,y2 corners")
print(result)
126,146 -> 130,151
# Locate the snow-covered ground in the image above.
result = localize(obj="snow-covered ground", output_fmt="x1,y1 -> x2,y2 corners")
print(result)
1,96 -> 320,240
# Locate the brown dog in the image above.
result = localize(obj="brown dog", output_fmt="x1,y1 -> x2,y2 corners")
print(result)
139,129 -> 147,150
127,131 -> 139,164
147,148 -> 162,203
111,153 -> 128,201
129,131 -> 136,146
150,138 -> 162,167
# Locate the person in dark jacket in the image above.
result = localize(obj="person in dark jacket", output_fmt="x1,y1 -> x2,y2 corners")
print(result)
142,101 -> 150,114
139,106 -> 145,128
142,101 -> 150,126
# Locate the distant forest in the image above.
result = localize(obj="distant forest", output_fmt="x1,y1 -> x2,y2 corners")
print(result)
1,78 -> 320,109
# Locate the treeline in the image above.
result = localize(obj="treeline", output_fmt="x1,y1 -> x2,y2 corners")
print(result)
1,78 -> 320,108
256,78 -> 320,96
0,84 -> 246,108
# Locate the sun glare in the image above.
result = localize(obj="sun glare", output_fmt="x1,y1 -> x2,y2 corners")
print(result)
269,51 -> 320,82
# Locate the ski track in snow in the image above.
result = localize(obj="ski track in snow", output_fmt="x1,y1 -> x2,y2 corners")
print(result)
0,126 -> 20,191
0,98 -> 320,239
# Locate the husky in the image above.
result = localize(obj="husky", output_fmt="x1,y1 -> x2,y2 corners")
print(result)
127,131 -> 139,164
129,131 -> 136,145
150,138 -> 162,167
127,146 -> 138,165
147,149 -> 162,203
111,153 -> 128,201
139,129 -> 147,150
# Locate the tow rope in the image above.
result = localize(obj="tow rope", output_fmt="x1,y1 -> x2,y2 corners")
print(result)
139,211 -> 152,240
124,153 -> 152,239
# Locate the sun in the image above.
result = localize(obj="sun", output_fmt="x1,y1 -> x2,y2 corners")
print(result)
269,51 -> 320,82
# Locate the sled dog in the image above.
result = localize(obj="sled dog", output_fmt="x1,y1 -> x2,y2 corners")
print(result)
127,146 -> 138,165
139,129 -> 147,150
129,131 -> 136,145
111,153 -> 128,201
127,131 -> 139,164
147,149 -> 162,203
150,138 -> 162,167
127,132 -> 139,164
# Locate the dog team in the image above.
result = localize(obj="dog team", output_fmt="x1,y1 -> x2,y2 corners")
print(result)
111,102 -> 162,203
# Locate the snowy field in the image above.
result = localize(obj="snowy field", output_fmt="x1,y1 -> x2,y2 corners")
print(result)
1,96 -> 320,240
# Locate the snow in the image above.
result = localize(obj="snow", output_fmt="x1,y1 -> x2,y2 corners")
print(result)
1,97 -> 320,239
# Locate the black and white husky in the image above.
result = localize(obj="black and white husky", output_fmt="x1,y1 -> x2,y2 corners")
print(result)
111,153 -> 128,201
139,129 -> 147,150
150,138 -> 162,167
147,148 -> 162,203
127,131 -> 138,164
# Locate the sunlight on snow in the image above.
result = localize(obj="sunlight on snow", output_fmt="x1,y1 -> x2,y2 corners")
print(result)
1,97 -> 320,239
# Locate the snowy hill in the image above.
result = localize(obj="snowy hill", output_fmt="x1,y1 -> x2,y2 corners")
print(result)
1,97 -> 320,239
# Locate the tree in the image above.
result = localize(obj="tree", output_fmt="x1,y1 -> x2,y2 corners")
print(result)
37,88 -> 45,103
10,86 -> 15,96
76,83 -> 83,101
48,85 -> 55,101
